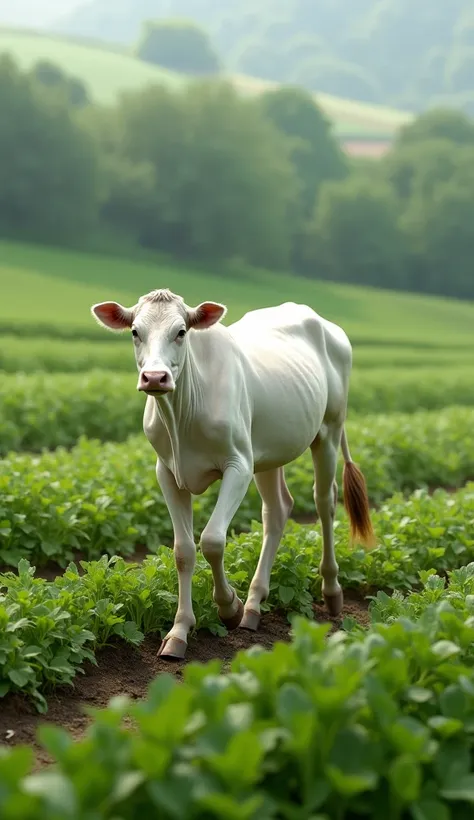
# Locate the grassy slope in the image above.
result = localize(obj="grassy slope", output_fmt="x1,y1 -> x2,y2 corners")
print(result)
2,240 -> 474,347
0,26 -> 413,137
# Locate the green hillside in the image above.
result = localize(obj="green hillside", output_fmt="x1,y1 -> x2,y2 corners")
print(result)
2,240 -> 473,347
56,0 -> 474,118
0,27 -> 412,138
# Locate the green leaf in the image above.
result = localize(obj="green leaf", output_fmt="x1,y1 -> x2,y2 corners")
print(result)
22,645 -> 43,659
148,777 -> 193,817
388,717 -> 430,757
326,725 -> 379,803
208,730 -> 263,789
305,778 -> 331,811
116,620 -> 144,645
279,585 -> 295,605
277,683 -> 313,724
440,685 -> 468,720
406,686 -> 433,704
37,725 -> 73,760
432,640 -> 461,660
111,771 -> 146,803
428,716 -> 463,737
0,746 -> 34,782
0,681 -> 11,697
441,774 -> 474,802
197,791 -> 263,820
434,738 -> 470,787
389,755 -> 421,803
326,765 -> 377,797
6,618 -> 29,632
23,771 -> 77,814
411,798 -> 450,820
8,667 -> 31,688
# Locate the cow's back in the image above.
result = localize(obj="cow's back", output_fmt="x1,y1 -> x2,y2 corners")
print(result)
228,302 -> 352,472
229,302 -> 350,373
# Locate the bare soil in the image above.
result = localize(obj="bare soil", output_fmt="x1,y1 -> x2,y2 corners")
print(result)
0,592 -> 369,770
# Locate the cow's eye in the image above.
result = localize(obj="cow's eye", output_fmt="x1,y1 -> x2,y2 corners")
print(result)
131,328 -> 139,339
177,329 -> 186,339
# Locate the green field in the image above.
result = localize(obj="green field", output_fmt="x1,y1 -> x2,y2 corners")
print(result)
0,26 -> 413,139
2,233 -> 474,807
2,239 -> 474,347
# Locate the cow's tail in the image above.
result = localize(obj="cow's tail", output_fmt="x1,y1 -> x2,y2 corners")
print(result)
340,427 -> 376,549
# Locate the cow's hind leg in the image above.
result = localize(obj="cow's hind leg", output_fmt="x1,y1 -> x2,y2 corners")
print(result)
241,468 -> 294,631
311,426 -> 343,616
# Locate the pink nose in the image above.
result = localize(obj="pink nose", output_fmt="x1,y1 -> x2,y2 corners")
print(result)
138,370 -> 174,393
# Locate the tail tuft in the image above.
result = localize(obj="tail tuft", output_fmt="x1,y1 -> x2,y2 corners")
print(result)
343,460 -> 376,549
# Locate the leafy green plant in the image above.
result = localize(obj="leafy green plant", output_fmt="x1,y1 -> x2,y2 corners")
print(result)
0,336 -> 132,375
1,370 -> 474,454
2,485 -> 474,710
364,562 -> 474,632
0,556 -> 178,710
4,612 -> 474,817
1,408 -> 474,567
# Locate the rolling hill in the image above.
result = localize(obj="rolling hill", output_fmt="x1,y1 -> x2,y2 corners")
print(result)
2,239 -> 473,349
55,0 -> 474,119
0,26 -> 412,143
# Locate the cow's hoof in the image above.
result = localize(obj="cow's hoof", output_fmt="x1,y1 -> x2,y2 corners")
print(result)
240,609 -> 260,632
157,636 -> 187,660
324,590 -> 344,617
220,596 -> 244,631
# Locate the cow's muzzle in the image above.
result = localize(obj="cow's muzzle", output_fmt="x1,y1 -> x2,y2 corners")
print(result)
138,370 -> 175,394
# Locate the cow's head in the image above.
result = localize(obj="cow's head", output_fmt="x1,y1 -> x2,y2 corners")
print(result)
91,289 -> 226,395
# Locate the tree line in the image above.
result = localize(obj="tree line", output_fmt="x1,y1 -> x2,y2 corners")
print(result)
2,53 -> 474,301
59,0 -> 474,117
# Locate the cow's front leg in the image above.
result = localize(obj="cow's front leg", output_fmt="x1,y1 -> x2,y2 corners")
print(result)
156,459 -> 196,661
200,460 -> 253,630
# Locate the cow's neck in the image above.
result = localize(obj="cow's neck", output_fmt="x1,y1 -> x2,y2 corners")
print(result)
152,335 -> 204,490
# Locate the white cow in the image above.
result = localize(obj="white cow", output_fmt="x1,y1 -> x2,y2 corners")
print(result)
92,290 -> 375,659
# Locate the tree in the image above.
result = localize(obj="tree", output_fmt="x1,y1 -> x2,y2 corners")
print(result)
395,107 -> 474,148
0,55 -> 100,244
259,85 -> 348,269
382,139 -> 464,200
308,175 -> 407,290
135,19 -> 221,75
259,86 -> 347,217
401,175 -> 474,299
31,60 -> 89,108
100,155 -> 159,239
108,79 -> 299,267
398,145 -> 474,299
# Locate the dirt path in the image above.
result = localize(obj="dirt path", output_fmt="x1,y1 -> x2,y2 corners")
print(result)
0,593 -> 369,770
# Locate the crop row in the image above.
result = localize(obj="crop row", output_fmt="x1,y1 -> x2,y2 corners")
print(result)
1,406 -> 474,568
3,564 -> 474,818
2,334 -> 473,374
0,335 -> 134,375
1,483 -> 474,709
2,368 -> 474,455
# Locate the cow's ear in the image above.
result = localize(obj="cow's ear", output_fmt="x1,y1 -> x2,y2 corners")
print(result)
91,302 -> 134,332
187,302 -> 227,330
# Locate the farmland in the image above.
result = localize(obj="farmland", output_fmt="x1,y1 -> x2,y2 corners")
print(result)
0,26 -> 412,143
3,239 -> 474,345
1,239 -> 474,816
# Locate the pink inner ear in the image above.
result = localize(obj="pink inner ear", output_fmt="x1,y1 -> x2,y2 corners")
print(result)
190,302 -> 226,329
93,302 -> 131,330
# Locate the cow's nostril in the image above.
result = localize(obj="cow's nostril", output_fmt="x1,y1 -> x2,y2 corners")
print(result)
138,370 -> 173,393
